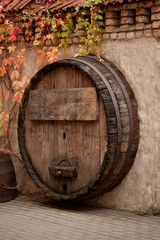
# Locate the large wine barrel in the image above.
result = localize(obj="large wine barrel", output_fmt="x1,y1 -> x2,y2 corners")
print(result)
18,56 -> 139,201
0,154 -> 17,202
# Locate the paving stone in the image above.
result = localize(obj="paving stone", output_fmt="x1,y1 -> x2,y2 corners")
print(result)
0,197 -> 160,240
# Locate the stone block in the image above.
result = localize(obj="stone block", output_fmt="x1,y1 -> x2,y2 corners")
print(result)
136,16 -> 150,23
121,17 -> 134,25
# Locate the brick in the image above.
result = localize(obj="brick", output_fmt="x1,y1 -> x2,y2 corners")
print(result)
117,32 -> 126,39
45,39 -> 51,46
105,26 -> 115,32
151,6 -> 160,13
105,18 -> 119,26
144,29 -> 152,36
76,22 -> 85,30
152,20 -> 160,28
153,29 -> 160,37
136,16 -> 150,23
120,24 -> 129,31
72,37 -> 79,43
52,39 -> 59,45
129,25 -> 136,31
151,13 -> 160,21
105,11 -> 119,19
103,34 -> 110,39
110,33 -> 117,39
75,30 -> 85,36
139,1 -> 153,8
155,0 -> 160,5
126,32 -> 135,39
123,3 -> 138,9
121,10 -> 135,17
144,23 -> 152,29
135,31 -> 143,38
121,17 -> 134,25
135,23 -> 145,30
136,8 -> 150,16
107,5 -> 122,11
105,26 -> 120,33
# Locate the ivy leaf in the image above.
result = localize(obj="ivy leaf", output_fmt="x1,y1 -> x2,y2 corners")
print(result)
8,45 -> 16,53
22,75 -> 30,84
2,58 -> 11,66
10,70 -> 19,80
12,91 -> 24,103
12,80 -> 24,89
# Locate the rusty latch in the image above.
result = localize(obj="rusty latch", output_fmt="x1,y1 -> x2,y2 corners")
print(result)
48,160 -> 77,178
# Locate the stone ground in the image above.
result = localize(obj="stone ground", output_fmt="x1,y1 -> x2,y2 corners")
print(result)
0,196 -> 160,240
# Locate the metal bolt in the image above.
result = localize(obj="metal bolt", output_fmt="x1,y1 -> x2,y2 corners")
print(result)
57,170 -> 62,176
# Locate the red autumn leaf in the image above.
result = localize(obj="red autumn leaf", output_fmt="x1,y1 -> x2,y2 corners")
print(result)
2,58 -> 11,66
12,91 -> 24,103
25,197 -> 31,201
13,27 -> 20,36
0,66 -> 7,77
3,124 -> 8,131
1,111 -> 9,121
9,34 -> 16,42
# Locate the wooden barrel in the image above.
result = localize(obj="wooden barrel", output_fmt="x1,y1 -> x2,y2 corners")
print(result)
18,56 -> 139,201
0,154 -> 17,202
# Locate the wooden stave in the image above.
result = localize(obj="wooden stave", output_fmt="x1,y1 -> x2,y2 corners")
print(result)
18,56 -> 139,201
0,155 -> 17,203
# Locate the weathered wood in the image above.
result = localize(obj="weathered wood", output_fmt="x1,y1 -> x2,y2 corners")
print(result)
18,56 -> 139,201
49,166 -> 77,178
0,155 -> 17,203
29,88 -> 98,121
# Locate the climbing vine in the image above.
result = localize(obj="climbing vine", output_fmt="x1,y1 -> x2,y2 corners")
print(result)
0,0 -> 105,134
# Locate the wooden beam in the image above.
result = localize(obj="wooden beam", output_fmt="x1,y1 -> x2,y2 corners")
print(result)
29,87 -> 99,121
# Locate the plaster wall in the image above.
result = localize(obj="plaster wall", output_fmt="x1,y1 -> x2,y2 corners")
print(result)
8,37 -> 160,212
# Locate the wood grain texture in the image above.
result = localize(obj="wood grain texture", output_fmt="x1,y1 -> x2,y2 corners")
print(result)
24,66 -> 107,195
18,57 -> 139,200
29,88 -> 98,121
